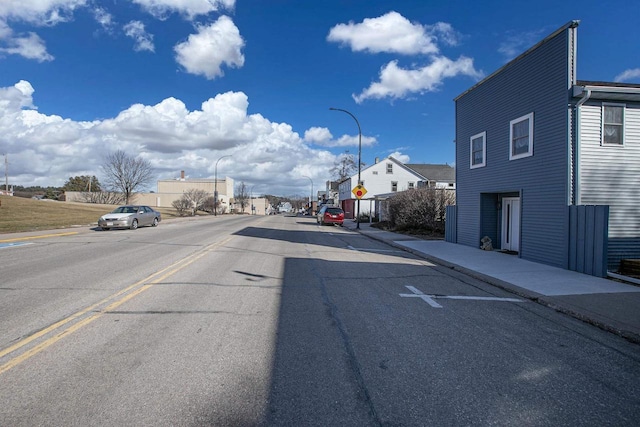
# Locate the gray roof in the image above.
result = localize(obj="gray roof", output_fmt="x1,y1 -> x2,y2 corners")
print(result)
405,164 -> 455,182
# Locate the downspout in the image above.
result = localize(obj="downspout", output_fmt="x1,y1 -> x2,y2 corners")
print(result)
573,87 -> 591,205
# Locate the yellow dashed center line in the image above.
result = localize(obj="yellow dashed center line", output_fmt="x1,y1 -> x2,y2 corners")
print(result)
0,236 -> 232,375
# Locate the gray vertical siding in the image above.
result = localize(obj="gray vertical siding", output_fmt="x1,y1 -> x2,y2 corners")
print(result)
455,26 -> 573,268
578,103 -> 640,269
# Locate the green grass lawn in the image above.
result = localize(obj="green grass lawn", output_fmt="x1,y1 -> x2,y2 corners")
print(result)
0,196 -> 181,233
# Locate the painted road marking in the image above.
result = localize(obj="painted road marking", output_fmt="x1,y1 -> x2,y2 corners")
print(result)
0,231 -> 78,243
0,242 -> 32,249
347,245 -> 403,253
0,236 -> 234,375
400,285 -> 524,309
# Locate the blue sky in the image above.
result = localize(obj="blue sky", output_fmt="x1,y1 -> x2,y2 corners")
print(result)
1,0 -> 639,197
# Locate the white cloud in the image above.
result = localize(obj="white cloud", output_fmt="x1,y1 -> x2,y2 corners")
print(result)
328,11 -> 475,103
0,0 -> 88,62
0,80 -> 36,112
498,28 -> 547,61
92,6 -> 115,33
0,0 -> 86,25
303,126 -> 377,148
0,30 -> 53,61
174,16 -> 244,79
0,80 -> 339,195
615,68 -> 640,83
132,0 -> 235,20
327,11 -> 440,55
304,127 -> 333,144
353,56 -> 483,103
124,20 -> 155,52
388,151 -> 410,163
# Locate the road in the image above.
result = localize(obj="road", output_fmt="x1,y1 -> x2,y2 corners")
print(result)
1,214 -> 639,426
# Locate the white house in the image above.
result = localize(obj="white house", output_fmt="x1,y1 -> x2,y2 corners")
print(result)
338,156 -> 455,219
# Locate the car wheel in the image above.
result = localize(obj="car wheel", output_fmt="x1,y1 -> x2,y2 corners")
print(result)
130,219 -> 138,230
152,217 -> 159,227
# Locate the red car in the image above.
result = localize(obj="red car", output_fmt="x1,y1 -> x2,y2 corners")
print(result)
317,206 -> 344,226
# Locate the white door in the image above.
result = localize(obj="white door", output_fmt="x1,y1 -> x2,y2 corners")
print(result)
501,197 -> 520,252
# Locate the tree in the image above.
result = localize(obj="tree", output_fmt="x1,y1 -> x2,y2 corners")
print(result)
63,175 -> 101,192
235,181 -> 249,213
101,150 -> 155,204
171,188 -> 209,216
330,151 -> 363,182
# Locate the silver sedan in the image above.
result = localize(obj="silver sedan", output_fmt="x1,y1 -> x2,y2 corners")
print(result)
98,205 -> 161,230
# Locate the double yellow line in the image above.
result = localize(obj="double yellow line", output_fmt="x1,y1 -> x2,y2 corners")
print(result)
0,236 -> 232,375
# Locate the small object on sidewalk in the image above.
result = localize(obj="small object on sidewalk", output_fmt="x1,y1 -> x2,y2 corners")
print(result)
480,236 -> 493,251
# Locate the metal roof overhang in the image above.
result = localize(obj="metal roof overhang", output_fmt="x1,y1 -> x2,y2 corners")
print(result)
573,84 -> 640,102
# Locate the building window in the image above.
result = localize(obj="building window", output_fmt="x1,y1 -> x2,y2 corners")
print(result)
372,171 -> 378,175
509,112 -> 534,160
391,181 -> 398,192
408,182 -> 415,189
386,163 -> 393,174
470,131 -> 486,168
602,103 -> 624,145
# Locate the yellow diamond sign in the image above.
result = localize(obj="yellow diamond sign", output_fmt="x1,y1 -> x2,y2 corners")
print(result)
352,184 -> 367,199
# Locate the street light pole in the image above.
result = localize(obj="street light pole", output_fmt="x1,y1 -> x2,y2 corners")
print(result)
302,175 -> 313,214
329,107 -> 362,229
214,154 -> 232,216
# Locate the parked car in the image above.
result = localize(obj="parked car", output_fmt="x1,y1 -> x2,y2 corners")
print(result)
317,206 -> 344,226
98,205 -> 161,230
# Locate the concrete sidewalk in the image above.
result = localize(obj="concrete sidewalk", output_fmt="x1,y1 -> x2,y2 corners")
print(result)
342,220 -> 640,344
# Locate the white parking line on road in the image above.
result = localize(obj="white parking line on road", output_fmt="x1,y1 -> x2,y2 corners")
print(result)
0,242 -> 32,250
347,245 -> 403,253
399,285 -> 524,309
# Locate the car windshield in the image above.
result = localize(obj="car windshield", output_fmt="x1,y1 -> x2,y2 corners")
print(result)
326,208 -> 343,214
112,206 -> 137,214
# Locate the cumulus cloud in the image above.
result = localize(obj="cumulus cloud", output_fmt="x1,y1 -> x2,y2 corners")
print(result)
328,11 -> 478,103
353,56 -> 483,103
132,0 -> 235,20
0,80 -> 338,194
327,11 -> 441,55
615,68 -> 640,83
174,16 -> 244,79
124,20 -> 155,52
388,151 -> 410,163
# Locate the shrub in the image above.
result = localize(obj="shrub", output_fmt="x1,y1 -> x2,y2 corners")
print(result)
386,188 -> 455,233
172,196 -> 193,216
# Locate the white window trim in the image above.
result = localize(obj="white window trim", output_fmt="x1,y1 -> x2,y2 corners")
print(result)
601,103 -> 625,146
470,131 -> 486,169
509,112 -> 534,160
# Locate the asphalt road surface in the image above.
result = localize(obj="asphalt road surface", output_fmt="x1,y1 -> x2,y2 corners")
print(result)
1,214 -> 639,426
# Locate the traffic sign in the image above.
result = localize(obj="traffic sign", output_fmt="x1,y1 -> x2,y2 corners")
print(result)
352,185 -> 367,199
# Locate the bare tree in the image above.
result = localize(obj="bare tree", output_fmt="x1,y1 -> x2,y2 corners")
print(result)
235,181 -> 248,213
101,150 -> 155,204
173,188 -> 209,215
330,151 -> 363,182
79,191 -> 125,204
